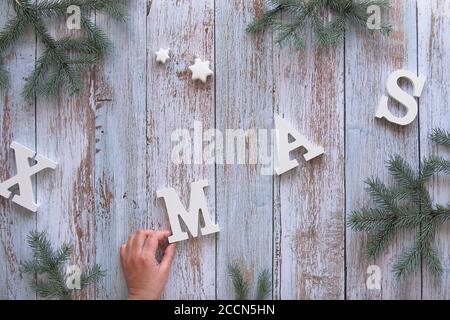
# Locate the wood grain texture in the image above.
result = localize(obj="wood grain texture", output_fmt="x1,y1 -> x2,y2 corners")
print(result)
0,1 -> 36,300
215,0 -> 274,299
418,0 -> 450,300
94,0 -> 148,299
146,0 -> 216,299
273,15 -> 345,299
2,0 -> 450,300
35,4 -> 96,299
345,0 -> 420,299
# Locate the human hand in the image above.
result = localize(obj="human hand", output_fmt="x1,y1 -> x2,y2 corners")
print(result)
120,230 -> 176,300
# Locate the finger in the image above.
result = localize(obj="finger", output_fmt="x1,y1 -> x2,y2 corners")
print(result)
142,233 -> 159,262
120,244 -> 126,260
154,230 -> 171,244
130,230 -> 152,254
160,243 -> 176,273
126,235 -> 135,258
131,230 -> 152,253
157,230 -> 172,237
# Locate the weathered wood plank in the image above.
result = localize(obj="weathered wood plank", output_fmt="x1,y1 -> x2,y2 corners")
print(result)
94,0 -> 148,299
345,0 -> 420,299
35,5 -> 96,299
147,0 -> 216,299
0,1 -> 36,300
418,0 -> 450,300
215,0 -> 274,299
273,14 -> 345,299
4,0 -> 450,301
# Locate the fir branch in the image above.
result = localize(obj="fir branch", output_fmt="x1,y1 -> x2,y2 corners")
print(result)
0,0 -> 125,98
423,243 -> 443,276
32,0 -> 127,21
255,269 -> 271,300
434,205 -> 450,224
55,243 -> 73,265
228,263 -> 249,300
22,49 -> 56,99
21,231 -> 105,300
247,0 -> 392,49
27,231 -> 56,267
349,128 -> 450,279
365,219 -> 396,259
386,155 -> 417,188
228,263 -> 272,300
364,177 -> 398,211
394,222 -> 438,279
0,14 -> 28,53
431,128 -> 450,147
0,63 -> 7,89
419,156 -> 450,182
60,62 -> 84,95
392,242 -> 421,279
348,208 -> 391,231
394,210 -> 428,229
81,16 -> 112,52
56,36 -> 104,54
81,264 -> 106,286
32,280 -> 71,300
387,155 -> 433,210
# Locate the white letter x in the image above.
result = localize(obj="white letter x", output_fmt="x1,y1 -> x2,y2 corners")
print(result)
0,142 -> 57,212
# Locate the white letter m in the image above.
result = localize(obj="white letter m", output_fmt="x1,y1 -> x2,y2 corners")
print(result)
157,180 -> 220,243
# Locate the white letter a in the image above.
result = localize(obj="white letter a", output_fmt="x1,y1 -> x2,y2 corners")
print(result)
274,115 -> 324,175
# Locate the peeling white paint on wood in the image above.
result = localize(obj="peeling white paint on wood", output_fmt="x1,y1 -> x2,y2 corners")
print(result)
418,0 -> 450,300
1,0 -> 449,300
345,0 -> 421,300
0,0 -> 36,300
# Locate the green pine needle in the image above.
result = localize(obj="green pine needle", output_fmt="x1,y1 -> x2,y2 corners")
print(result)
0,63 -> 8,89
348,128 -> 450,279
30,0 -> 127,21
386,155 -> 416,188
256,269 -> 272,300
247,0 -> 392,49
81,264 -> 106,286
228,263 -> 250,300
431,128 -> 450,147
21,231 -> 105,300
228,263 -> 272,300
0,14 -> 28,52
392,243 -> 421,279
0,0 -> 126,99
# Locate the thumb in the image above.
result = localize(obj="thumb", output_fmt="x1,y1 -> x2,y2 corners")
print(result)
160,242 -> 176,274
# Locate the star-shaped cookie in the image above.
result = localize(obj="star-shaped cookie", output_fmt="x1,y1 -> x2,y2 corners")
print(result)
188,58 -> 213,83
155,48 -> 170,64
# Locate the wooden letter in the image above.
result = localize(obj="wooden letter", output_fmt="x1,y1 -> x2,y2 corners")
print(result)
375,69 -> 426,126
157,179 -> 219,243
274,115 -> 324,175
0,142 -> 57,212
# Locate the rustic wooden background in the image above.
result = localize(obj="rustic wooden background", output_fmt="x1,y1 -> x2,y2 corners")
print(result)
0,0 -> 449,300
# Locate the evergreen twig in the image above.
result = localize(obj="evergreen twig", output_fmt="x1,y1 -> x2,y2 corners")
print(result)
0,0 -> 126,99
348,128 -> 450,279
0,63 -> 7,88
21,231 -> 105,300
228,263 -> 272,300
247,0 -> 392,49
431,128 -> 450,147
228,263 -> 249,300
256,269 -> 271,300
